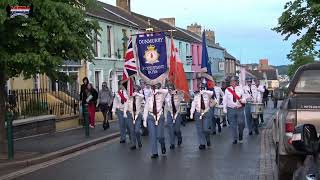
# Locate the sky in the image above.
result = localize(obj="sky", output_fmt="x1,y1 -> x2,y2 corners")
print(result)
100,0 -> 294,66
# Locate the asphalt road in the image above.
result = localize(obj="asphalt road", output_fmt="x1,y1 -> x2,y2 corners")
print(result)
15,115 -> 268,180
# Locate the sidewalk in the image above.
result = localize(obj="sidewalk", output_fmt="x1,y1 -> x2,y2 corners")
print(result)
0,121 -> 120,176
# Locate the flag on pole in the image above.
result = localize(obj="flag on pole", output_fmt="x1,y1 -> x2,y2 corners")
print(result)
168,38 -> 190,102
200,30 -> 213,82
122,37 -> 137,96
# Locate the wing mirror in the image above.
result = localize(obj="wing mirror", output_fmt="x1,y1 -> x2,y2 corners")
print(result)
292,124 -> 319,154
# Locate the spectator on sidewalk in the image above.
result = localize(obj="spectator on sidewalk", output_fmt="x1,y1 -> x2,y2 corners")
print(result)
79,77 -> 89,125
97,82 -> 113,130
86,83 -> 98,128
263,86 -> 269,107
80,77 -> 89,105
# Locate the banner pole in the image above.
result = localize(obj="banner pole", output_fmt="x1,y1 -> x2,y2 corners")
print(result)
131,29 -> 177,36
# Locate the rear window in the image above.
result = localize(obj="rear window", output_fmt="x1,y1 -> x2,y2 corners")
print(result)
294,70 -> 320,93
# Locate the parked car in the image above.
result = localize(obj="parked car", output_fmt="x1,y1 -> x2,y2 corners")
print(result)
291,124 -> 319,180
272,62 -> 320,179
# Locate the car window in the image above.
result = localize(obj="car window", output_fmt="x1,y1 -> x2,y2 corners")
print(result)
294,70 -> 320,93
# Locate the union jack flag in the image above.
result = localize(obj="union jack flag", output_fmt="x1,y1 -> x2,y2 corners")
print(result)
121,37 -> 137,97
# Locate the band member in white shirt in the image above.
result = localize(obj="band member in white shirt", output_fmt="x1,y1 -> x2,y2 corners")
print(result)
190,82 -> 214,150
254,79 -> 265,124
140,81 -> 152,136
165,83 -> 184,150
223,76 -> 246,144
243,78 -> 259,135
124,85 -> 144,150
208,80 -> 224,135
112,83 -> 129,144
143,83 -> 168,159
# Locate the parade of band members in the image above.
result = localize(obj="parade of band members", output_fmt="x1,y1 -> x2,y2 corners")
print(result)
79,30 -> 267,159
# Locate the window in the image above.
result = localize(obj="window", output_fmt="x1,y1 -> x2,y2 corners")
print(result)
186,44 -> 190,56
94,71 -> 101,90
93,32 -> 100,57
122,29 -> 128,58
294,70 -> 320,93
178,42 -> 182,57
107,26 -> 112,58
191,45 -> 195,65
197,45 -> 200,65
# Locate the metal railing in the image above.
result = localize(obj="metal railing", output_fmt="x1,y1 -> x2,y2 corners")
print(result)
6,88 -> 79,120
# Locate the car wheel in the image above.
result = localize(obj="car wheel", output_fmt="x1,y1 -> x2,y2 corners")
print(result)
277,153 -> 303,180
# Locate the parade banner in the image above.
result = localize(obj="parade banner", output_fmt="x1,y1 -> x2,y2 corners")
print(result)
136,32 -> 168,85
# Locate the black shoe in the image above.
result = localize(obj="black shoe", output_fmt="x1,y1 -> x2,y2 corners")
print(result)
239,135 -> 243,141
138,143 -> 142,148
120,140 -> 126,144
199,145 -> 206,150
161,145 -> 166,154
170,144 -> 175,150
151,154 -> 159,159
249,131 -> 253,136
233,140 -> 238,144
207,140 -> 211,147
255,129 -> 259,135
103,121 -> 110,130
212,132 -> 216,135
223,124 -> 227,127
130,146 -> 136,150
178,138 -> 182,146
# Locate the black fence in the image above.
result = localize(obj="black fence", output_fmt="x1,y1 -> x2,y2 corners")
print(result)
6,88 -> 80,120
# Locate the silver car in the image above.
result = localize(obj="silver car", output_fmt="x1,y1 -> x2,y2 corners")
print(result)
272,62 -> 320,179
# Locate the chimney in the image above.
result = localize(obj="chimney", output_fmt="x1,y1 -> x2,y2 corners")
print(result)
205,29 -> 215,43
159,18 -> 175,27
116,0 -> 131,12
187,23 -> 202,36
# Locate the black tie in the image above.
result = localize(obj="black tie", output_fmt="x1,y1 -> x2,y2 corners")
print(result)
133,96 -> 136,112
200,94 -> 205,110
232,87 -> 237,103
249,86 -> 252,95
120,90 -> 125,104
153,92 -> 157,116
172,94 -> 177,115
212,89 -> 216,99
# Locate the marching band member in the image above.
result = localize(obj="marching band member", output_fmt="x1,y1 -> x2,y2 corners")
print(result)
140,81 -> 152,136
243,78 -> 258,135
165,83 -> 184,150
143,83 -> 168,159
190,82 -> 214,150
112,82 -> 129,144
223,76 -> 246,144
254,79 -> 265,124
124,85 -> 144,150
208,80 -> 224,135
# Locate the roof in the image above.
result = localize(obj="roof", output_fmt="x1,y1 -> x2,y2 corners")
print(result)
247,69 -> 278,80
265,69 -> 278,80
247,70 -> 264,80
86,2 -> 139,28
225,51 -> 236,60
176,27 -> 225,50
131,12 -> 199,43
96,2 -> 151,30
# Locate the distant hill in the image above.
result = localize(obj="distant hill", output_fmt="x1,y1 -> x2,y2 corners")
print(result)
273,65 -> 289,75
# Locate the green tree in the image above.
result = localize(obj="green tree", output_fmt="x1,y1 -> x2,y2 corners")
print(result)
273,0 -> 320,59
0,0 -> 100,152
287,55 -> 315,77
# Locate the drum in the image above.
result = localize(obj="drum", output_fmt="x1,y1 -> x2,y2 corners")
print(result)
214,105 -> 225,117
180,102 -> 187,115
250,103 -> 264,115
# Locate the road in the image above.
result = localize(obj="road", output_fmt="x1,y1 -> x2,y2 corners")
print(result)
15,109 -> 276,180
